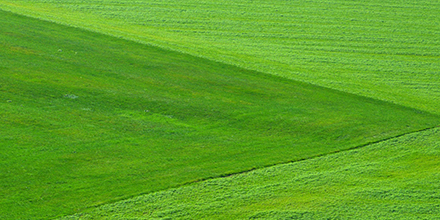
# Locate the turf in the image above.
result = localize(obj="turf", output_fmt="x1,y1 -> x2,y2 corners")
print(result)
60,127 -> 440,220
1,0 -> 439,114
1,10 -> 439,219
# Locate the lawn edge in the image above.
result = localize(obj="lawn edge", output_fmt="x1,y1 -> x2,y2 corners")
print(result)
1,8 -> 438,118
69,124 -> 439,218
1,8 -> 439,219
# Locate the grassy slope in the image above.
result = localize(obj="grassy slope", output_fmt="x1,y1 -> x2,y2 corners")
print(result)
0,0 -> 439,114
61,127 -> 440,220
2,10 -> 438,219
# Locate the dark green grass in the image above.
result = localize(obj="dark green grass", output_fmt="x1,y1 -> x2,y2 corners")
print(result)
1,0 -> 439,114
61,127 -> 440,220
1,10 -> 439,219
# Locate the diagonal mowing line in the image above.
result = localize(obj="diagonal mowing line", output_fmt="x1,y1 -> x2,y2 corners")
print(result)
175,124 -> 440,182
2,7 -> 439,216
1,8 -> 439,121
1,7 -> 440,119
1,6 -> 440,120
82,124 -> 440,212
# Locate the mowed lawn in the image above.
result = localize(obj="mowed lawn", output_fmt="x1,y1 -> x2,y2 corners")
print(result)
61,127 -> 440,220
0,0 -> 439,114
1,11 -> 439,219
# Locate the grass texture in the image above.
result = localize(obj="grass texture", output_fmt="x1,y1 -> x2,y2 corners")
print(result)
0,0 -> 439,114
1,10 -> 439,219
61,127 -> 440,220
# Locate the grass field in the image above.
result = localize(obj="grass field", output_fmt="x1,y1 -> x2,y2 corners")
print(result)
3,10 -> 439,219
0,0 -> 439,114
60,127 -> 440,219
1,0 -> 439,219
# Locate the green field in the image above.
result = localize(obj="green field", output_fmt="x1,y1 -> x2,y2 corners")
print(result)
60,127 -> 440,219
1,0 -> 439,114
1,0 -> 439,219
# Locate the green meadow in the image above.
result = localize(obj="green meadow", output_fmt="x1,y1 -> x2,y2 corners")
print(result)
0,0 -> 439,219
61,127 -> 440,220
0,0 -> 439,113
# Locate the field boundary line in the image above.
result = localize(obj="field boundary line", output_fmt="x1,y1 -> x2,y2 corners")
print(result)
3,9 -> 440,218
78,124 -> 439,215
2,8 -> 440,120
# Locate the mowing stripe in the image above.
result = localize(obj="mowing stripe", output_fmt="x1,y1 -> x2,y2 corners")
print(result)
2,9 -> 440,219
81,124 -> 440,212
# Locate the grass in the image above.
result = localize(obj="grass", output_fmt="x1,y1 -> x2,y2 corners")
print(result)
60,127 -> 440,220
1,10 -> 439,219
0,0 -> 439,114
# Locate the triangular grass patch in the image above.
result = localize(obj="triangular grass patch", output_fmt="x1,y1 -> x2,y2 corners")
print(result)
1,10 -> 439,219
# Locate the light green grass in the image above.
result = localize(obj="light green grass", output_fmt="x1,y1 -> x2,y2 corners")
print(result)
1,0 -> 439,114
1,10 -> 439,219
60,127 -> 440,220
